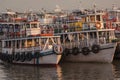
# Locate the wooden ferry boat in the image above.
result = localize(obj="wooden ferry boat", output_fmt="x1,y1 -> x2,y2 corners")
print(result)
52,9 -> 118,63
103,5 -> 120,59
55,29 -> 117,63
0,21 -> 63,65
0,8 -> 118,63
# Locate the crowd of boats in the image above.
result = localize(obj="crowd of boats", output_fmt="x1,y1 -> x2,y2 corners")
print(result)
0,5 -> 120,65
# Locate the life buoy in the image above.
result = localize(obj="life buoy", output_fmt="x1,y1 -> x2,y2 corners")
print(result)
20,52 -> 26,62
72,47 -> 79,55
95,22 -> 101,29
92,45 -> 100,53
53,44 -> 63,55
82,47 -> 90,55
26,52 -> 33,61
14,53 -> 20,61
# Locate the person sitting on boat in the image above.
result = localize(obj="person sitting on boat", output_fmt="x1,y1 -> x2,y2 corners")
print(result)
49,27 -> 54,34
63,24 -> 68,32
99,36 -> 106,44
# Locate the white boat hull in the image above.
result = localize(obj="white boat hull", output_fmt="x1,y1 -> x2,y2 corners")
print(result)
63,43 -> 117,63
12,54 -> 61,65
1,54 -> 62,65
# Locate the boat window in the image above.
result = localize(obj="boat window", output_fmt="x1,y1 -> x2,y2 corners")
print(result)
26,24 -> 30,28
31,24 -> 37,28
8,24 -> 13,32
8,41 -> 11,48
42,38 -> 47,44
99,31 -> 105,37
27,39 -> 32,47
41,38 -> 47,49
99,31 -> 108,44
89,32 -> 97,39
12,41 -> 15,47
53,37 -> 59,44
96,15 -> 100,21
21,40 -> 25,47
16,40 -> 19,48
35,38 -> 39,46
75,34 -> 79,41
81,17 -> 86,22
64,34 -> 70,42
5,41 -> 8,47
49,38 -> 53,45
90,15 -> 95,22
15,24 -> 20,32
109,30 -> 115,40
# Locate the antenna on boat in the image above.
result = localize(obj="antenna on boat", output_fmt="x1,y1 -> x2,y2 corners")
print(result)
79,0 -> 83,11
41,8 -> 46,14
112,4 -> 117,10
54,5 -> 62,13
6,8 -> 12,12
93,3 -> 97,14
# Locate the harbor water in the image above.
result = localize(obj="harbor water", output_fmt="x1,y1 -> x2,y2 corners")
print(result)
0,60 -> 119,80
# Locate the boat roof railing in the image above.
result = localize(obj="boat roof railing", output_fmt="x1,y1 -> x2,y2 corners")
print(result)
1,35 -> 60,41
55,29 -> 115,35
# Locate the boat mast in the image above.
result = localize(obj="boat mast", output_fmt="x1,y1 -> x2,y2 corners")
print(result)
93,3 -> 97,22
79,0 -> 83,12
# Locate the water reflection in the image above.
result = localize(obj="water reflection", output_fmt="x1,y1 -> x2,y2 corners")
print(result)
0,62 -> 115,80
0,64 -> 62,80
60,62 -> 114,80
113,60 -> 120,80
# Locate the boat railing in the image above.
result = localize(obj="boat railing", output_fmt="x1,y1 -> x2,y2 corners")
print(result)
3,45 -> 53,53
54,26 -> 82,34
62,37 -> 113,50
0,28 -> 55,39
62,40 -> 88,49
88,38 -> 98,46
2,47 -> 13,54
53,21 -> 117,34
12,46 -> 41,53
79,40 -> 88,48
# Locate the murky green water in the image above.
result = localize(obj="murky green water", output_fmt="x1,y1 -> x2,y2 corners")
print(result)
0,60 -> 119,80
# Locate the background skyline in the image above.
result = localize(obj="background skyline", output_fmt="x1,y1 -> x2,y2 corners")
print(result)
0,0 -> 119,12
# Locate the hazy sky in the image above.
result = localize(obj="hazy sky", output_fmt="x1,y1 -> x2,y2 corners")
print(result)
0,0 -> 119,12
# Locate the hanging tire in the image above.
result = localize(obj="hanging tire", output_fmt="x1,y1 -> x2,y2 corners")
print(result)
53,44 -> 63,55
7,54 -> 13,63
82,47 -> 90,55
3,53 -> 8,62
72,47 -> 79,55
92,45 -> 100,53
0,53 -> 4,61
2,53 -> 6,61
26,52 -> 33,61
64,48 -> 70,56
11,53 -> 15,61
20,52 -> 26,62
14,53 -> 20,61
